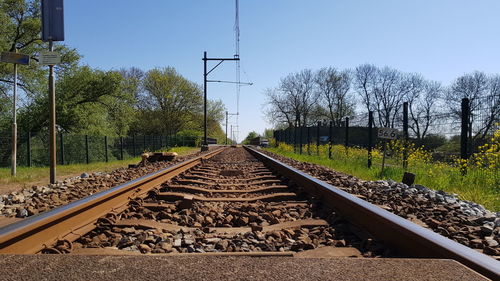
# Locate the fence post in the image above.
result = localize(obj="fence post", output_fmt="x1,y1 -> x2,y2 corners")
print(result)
328,121 -> 333,159
60,133 -> 64,165
27,132 -> 32,167
403,102 -> 409,169
294,114 -> 299,153
294,124 -> 298,153
460,98 -> 470,174
120,137 -> 124,160
143,135 -> 146,152
104,136 -> 108,162
368,111 -> 373,168
316,121 -> 320,156
299,126 -> 303,155
345,117 -> 349,147
132,134 -> 136,157
85,135 -> 89,164
307,126 -> 311,155
159,135 -> 163,149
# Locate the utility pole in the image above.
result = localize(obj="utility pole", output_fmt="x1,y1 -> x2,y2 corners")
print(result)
203,52 -> 207,149
225,111 -> 238,145
41,0 -> 64,184
202,51 -> 240,150
230,125 -> 233,145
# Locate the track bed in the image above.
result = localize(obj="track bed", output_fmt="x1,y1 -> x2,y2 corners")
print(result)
75,147 -> 387,256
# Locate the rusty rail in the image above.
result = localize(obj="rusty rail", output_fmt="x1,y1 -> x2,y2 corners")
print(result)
0,147 -> 225,254
245,146 -> 500,280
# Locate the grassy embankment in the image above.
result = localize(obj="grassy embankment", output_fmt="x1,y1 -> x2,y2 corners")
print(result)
267,142 -> 499,211
0,146 -> 199,192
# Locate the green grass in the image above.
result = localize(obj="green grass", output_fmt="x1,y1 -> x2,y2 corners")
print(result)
0,146 -> 199,191
267,144 -> 499,211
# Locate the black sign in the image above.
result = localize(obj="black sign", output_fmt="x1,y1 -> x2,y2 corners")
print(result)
41,0 -> 65,42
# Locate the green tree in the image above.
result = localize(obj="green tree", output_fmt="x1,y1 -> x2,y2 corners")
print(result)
262,128 -> 274,138
242,131 -> 260,144
19,66 -> 132,136
188,99 -> 226,142
133,67 -> 203,135
1,0 -> 80,130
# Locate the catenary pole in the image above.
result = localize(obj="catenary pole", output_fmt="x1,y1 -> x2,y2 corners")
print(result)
202,52 -> 240,150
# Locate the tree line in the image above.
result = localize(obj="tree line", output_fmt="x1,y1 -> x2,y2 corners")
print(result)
264,64 -> 500,145
0,0 -> 226,152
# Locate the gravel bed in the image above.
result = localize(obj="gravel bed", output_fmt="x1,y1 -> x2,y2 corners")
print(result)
76,224 -> 375,255
260,149 -> 500,258
0,150 -> 209,218
172,179 -> 281,191
170,154 -> 281,191
74,148 -> 390,257
125,201 -> 314,227
76,199 -> 384,256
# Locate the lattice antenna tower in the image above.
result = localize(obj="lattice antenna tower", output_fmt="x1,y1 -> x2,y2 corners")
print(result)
234,0 -> 240,142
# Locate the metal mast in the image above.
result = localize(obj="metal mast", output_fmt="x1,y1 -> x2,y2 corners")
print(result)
234,0 -> 240,142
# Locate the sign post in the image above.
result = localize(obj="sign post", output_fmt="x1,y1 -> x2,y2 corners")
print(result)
380,140 -> 387,177
1,51 -> 30,176
41,0 -> 64,184
12,58 -> 17,177
48,41 -> 57,184
377,128 -> 399,177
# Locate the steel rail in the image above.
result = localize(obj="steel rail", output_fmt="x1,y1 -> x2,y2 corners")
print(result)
0,147 -> 226,254
245,146 -> 500,280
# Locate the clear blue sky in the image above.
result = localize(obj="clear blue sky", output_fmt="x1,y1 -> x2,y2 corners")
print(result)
64,0 -> 500,141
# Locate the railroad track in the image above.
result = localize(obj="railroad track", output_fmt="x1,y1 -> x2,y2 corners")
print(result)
74,147 -> 382,257
0,146 -> 498,280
